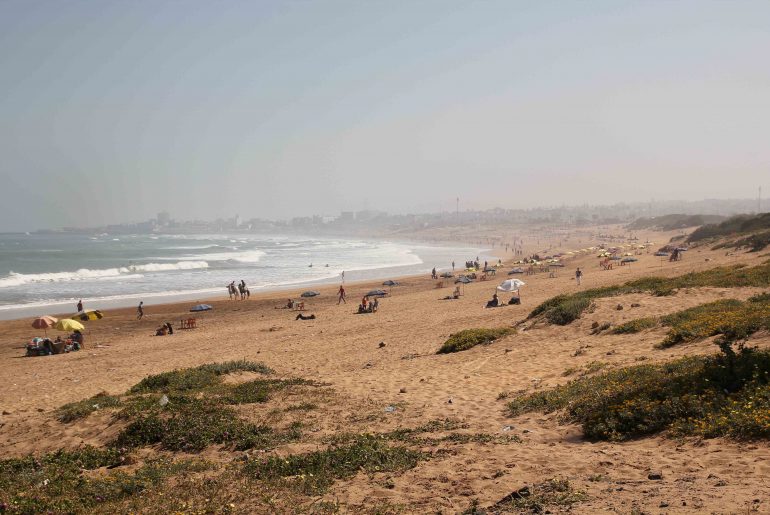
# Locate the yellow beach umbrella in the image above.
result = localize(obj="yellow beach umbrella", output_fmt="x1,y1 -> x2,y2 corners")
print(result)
53,318 -> 84,333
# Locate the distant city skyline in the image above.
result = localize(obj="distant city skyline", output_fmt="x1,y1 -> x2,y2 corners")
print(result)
28,196 -> 764,234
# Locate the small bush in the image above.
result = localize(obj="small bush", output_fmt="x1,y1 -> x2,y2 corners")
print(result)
611,317 -> 658,334
546,297 -> 592,325
437,328 -> 514,354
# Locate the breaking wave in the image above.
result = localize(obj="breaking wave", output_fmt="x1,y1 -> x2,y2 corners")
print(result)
0,261 -> 209,288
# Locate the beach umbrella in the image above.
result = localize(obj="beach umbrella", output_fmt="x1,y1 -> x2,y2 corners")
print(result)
497,279 -> 526,292
190,304 -> 213,312
301,291 -> 320,298
508,267 -> 525,275
70,310 -> 104,322
366,289 -> 388,297
32,316 -> 58,335
382,280 -> 399,286
53,318 -> 84,333
440,272 -> 454,278
455,276 -> 473,284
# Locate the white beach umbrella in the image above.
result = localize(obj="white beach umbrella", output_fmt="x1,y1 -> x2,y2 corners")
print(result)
497,279 -> 526,292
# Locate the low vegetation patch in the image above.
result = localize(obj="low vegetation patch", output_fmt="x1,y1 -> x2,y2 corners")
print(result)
437,328 -> 514,354
492,478 -> 588,513
688,212 -> 770,246
130,359 -> 273,393
716,230 -> 770,253
508,349 -> 770,441
56,392 -> 121,423
627,213 -> 725,231
0,447 -> 210,515
610,317 -> 657,334
528,261 -> 770,325
659,298 -> 770,348
4,364 -> 465,512
244,434 -> 424,495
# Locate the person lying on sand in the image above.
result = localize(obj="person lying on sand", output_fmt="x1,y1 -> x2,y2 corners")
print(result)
295,313 -> 316,320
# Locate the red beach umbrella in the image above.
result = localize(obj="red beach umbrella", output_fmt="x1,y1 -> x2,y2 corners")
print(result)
32,316 -> 58,335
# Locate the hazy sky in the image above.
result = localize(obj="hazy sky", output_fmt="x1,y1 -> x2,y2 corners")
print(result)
1,1 -> 768,231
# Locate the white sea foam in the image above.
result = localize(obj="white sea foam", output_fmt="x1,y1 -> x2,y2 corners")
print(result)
171,249 -> 265,263
0,261 -> 209,288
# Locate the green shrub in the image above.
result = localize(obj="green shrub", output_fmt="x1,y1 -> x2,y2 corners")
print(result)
437,328 -> 514,354
545,297 -> 592,325
508,350 -> 770,441
610,317 -> 657,334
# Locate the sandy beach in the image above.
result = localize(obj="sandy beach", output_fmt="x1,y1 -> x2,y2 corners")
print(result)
1,226 -> 769,513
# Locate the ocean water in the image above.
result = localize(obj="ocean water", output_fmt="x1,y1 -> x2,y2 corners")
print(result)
0,233 -> 489,318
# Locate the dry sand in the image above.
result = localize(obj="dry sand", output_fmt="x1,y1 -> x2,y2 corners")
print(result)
1,226 -> 768,513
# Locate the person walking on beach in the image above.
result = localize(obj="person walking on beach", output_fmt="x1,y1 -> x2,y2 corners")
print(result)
431,267 -> 437,279
337,285 -> 346,304
76,299 -> 83,312
137,301 -> 144,320
341,271 -> 345,283
575,268 -> 583,286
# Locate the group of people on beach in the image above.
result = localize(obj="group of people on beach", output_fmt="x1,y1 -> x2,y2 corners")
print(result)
228,280 -> 250,300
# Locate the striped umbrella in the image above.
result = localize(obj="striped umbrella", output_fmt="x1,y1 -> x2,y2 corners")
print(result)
70,310 -> 104,322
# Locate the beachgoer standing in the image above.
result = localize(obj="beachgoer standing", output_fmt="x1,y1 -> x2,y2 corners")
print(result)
575,268 -> 583,286
137,301 -> 144,320
452,261 -> 455,271
341,271 -> 345,283
76,299 -> 83,312
337,285 -> 346,304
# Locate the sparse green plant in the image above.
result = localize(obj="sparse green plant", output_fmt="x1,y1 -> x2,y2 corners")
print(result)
244,434 -> 424,495
57,392 -> 121,423
437,328 -> 514,354
611,317 -> 657,334
493,479 -> 588,512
